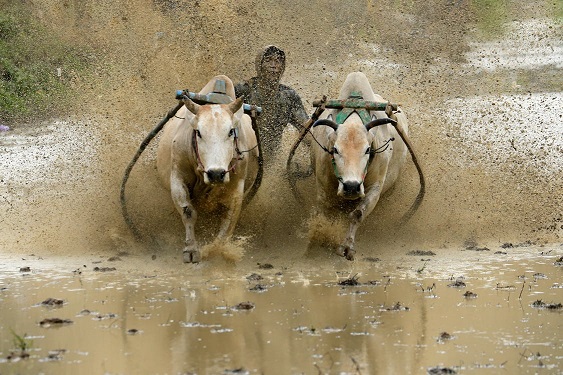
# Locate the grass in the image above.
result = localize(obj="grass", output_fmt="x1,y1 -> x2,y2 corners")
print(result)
0,3 -> 92,124
10,329 -> 33,352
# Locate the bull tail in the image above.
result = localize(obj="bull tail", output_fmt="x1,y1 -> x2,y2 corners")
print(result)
391,121 -> 426,224
120,101 -> 184,241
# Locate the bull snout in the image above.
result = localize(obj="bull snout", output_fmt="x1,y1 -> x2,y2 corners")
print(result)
205,168 -> 229,184
339,181 -> 364,199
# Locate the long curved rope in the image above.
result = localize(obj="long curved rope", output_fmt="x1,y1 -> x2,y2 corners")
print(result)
286,96 -> 327,204
389,122 -> 426,223
120,101 -> 184,241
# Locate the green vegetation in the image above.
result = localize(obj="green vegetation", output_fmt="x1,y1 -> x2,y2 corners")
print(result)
0,4 -> 91,123
10,329 -> 33,352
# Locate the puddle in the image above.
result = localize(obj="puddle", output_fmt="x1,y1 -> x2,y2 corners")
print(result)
0,246 -> 561,374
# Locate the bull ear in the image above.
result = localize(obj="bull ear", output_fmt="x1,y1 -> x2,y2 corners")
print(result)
228,96 -> 244,114
183,97 -> 200,115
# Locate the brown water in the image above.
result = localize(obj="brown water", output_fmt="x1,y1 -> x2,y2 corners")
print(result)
1,0 -> 562,374
0,245 -> 562,374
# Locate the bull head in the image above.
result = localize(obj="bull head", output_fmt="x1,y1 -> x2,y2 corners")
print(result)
313,114 -> 395,200
187,97 -> 245,185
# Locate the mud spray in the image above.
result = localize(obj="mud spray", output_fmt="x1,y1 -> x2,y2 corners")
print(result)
1,0 -> 561,261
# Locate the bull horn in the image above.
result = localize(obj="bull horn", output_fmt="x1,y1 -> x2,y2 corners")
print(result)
365,117 -> 397,131
312,118 -> 338,131
183,97 -> 200,115
228,96 -> 244,114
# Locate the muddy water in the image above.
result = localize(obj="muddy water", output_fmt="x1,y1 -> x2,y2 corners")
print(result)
0,245 -> 561,374
1,0 -> 563,374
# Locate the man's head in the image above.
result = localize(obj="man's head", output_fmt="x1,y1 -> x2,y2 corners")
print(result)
255,45 -> 286,83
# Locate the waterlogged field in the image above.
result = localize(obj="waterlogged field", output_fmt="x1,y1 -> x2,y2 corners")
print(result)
0,244 -> 562,374
1,1 -> 562,374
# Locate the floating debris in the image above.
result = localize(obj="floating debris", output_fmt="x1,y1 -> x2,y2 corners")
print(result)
233,301 -> 255,311
407,250 -> 436,256
127,329 -> 140,335
338,274 -> 360,286
6,351 -> 30,361
437,331 -> 454,342
107,256 -> 122,262
427,366 -> 457,374
533,272 -> 547,280
494,251 -> 507,255
39,318 -> 73,327
463,291 -> 477,299
94,313 -> 117,320
19,267 -> 31,273
44,349 -> 66,361
554,256 -> 563,266
531,299 -> 563,310
249,284 -> 268,292
0,125 -> 10,132
257,263 -> 273,269
246,273 -> 263,281
496,283 -> 516,290
224,367 -> 249,375
93,267 -> 116,272
363,257 -> 381,262
40,298 -> 64,306
381,302 -> 410,311
447,280 -> 466,288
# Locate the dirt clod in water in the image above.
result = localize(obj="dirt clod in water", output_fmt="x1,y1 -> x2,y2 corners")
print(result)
531,300 -> 563,310
93,267 -> 116,272
39,318 -> 73,327
40,298 -> 64,306
407,250 -> 436,256
463,291 -> 477,299
257,263 -> 273,269
338,274 -> 360,286
447,280 -> 466,288
233,301 -> 255,311
427,366 -> 457,375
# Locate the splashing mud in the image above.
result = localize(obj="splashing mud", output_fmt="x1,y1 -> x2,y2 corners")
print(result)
0,0 -> 562,373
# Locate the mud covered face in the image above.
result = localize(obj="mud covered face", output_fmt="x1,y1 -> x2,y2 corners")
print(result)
260,54 -> 284,82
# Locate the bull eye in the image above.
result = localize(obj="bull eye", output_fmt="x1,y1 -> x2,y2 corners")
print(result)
331,147 -> 339,155
228,128 -> 235,137
194,129 -> 202,138
365,147 -> 371,155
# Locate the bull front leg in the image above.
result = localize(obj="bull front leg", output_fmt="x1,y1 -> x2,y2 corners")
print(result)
337,184 -> 382,261
170,168 -> 200,263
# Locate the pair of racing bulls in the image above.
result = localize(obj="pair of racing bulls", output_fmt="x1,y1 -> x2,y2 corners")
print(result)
155,72 -> 424,263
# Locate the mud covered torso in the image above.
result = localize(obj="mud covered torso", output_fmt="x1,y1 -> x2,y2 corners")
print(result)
235,78 -> 308,163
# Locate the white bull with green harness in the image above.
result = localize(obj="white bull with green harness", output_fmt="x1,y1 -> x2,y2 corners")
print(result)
300,72 -> 425,260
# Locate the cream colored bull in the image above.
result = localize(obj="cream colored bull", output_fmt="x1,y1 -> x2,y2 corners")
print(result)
311,72 -> 422,260
156,75 -> 259,263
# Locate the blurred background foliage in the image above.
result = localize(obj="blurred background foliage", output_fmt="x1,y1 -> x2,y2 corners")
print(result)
0,1 -> 93,123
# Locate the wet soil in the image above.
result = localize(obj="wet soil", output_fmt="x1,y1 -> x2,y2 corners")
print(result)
1,0 -> 562,373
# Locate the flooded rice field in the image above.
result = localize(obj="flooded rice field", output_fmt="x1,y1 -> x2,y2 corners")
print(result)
0,245 -> 562,374
1,0 -> 562,374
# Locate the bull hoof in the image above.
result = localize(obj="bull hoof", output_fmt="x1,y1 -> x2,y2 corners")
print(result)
183,249 -> 201,263
336,246 -> 355,261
